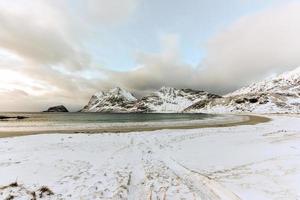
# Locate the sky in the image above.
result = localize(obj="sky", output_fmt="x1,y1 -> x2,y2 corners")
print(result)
0,0 -> 300,111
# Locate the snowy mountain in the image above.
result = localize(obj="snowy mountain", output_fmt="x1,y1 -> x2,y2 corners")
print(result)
229,67 -> 300,96
81,87 -> 137,112
82,67 -> 300,114
81,87 -> 220,113
185,67 -> 300,113
132,87 -> 220,113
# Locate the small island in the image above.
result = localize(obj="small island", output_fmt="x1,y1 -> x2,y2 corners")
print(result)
43,105 -> 69,112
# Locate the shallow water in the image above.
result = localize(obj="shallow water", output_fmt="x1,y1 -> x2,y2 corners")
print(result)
0,112 -> 215,124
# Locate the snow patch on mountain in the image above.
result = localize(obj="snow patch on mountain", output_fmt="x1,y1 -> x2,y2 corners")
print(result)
228,66 -> 300,96
186,67 -> 300,114
133,87 -> 220,113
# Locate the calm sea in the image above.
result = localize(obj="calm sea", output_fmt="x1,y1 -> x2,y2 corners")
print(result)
0,113 -> 226,136
0,112 -> 215,123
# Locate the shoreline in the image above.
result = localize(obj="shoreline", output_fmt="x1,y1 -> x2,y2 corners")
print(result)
0,114 -> 270,138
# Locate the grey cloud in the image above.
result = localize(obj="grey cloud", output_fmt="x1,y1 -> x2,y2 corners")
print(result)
105,34 -> 196,92
0,2 -> 89,70
199,2 -> 300,89
107,53 -> 196,91
0,0 -> 139,111
106,2 -> 300,95
2,1 -> 300,111
0,0 -> 139,71
0,89 -> 82,112
84,0 -> 139,25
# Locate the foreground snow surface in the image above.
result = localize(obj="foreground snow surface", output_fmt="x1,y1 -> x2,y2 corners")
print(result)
0,115 -> 300,200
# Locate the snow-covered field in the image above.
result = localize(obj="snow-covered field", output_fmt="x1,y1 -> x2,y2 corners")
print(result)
0,115 -> 300,200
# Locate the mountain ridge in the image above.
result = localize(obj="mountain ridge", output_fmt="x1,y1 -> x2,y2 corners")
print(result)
81,67 -> 300,114
185,67 -> 300,113
81,86 -> 220,113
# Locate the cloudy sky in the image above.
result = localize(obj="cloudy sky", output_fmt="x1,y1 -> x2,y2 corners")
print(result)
0,0 -> 300,111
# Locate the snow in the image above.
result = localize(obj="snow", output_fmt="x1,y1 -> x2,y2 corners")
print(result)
138,87 -> 218,113
82,86 -> 219,113
81,87 -> 137,112
189,98 -> 300,114
109,87 -> 137,102
1,114 -> 300,199
228,66 -> 300,96
81,67 -> 300,114
147,88 -> 200,112
187,67 -> 300,114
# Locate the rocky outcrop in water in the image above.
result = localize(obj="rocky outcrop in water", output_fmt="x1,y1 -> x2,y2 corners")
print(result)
44,105 -> 69,112
0,116 -> 28,121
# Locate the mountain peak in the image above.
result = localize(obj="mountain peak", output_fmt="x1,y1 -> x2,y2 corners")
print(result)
109,87 -> 137,102
109,87 -> 122,93
159,86 -> 175,91
81,87 -> 137,112
277,66 -> 300,80
158,86 -> 177,94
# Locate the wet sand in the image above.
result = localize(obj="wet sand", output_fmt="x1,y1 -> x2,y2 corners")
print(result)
0,114 -> 270,138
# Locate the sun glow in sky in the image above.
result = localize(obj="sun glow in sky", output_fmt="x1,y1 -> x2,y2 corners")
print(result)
0,69 -> 53,95
0,0 -> 300,111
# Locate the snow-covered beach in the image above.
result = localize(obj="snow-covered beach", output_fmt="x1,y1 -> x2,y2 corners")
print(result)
0,114 -> 299,200
1,0 -> 300,199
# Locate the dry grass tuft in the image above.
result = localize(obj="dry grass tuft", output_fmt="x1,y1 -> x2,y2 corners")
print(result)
8,182 -> 18,187
38,186 -> 54,198
0,182 -> 54,199
4,195 -> 15,200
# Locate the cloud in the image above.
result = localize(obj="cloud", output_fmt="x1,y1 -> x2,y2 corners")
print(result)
105,34 -> 198,94
84,0 -> 139,25
106,2 -> 300,95
199,1 -> 300,89
2,1 -> 300,111
0,0 -> 140,111
0,89 -> 81,112
0,0 -> 139,70
0,0 -> 89,70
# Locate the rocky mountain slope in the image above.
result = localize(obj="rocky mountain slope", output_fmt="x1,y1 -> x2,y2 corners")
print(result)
81,87 -> 137,112
81,87 -> 220,113
81,67 -> 300,114
185,67 -> 300,113
132,87 -> 220,113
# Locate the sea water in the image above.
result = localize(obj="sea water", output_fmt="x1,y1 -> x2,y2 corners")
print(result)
0,112 -> 244,136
